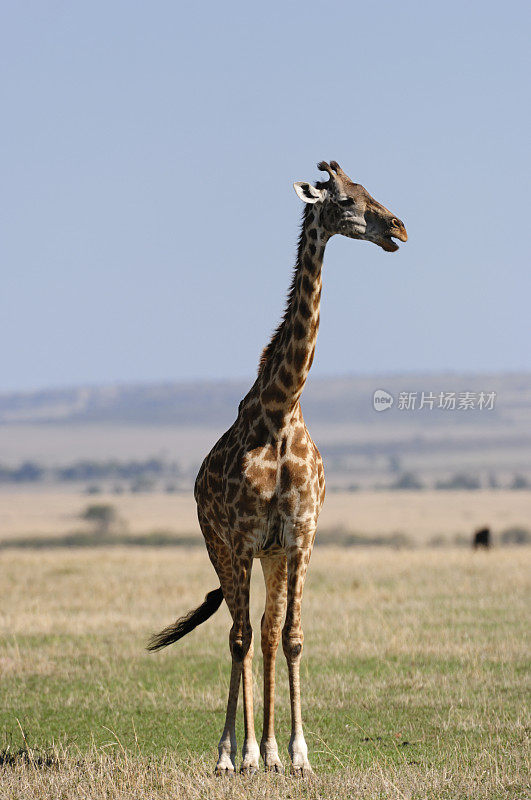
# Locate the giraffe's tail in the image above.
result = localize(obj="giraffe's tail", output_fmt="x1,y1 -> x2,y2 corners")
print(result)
146,587 -> 224,651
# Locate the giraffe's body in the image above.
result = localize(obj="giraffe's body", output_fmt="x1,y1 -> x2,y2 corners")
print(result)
195,401 -> 325,558
149,161 -> 407,775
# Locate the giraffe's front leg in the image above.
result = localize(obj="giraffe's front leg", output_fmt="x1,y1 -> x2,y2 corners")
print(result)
283,543 -> 314,777
260,554 -> 287,773
240,632 -> 260,774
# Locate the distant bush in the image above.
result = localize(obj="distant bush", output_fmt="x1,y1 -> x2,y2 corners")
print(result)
80,503 -> 121,536
0,461 -> 44,483
318,526 -> 413,548
435,473 -> 481,490
57,458 -> 173,482
499,527 -> 531,545
0,457 -> 181,485
130,477 -> 156,493
510,475 -> 530,490
389,472 -> 424,490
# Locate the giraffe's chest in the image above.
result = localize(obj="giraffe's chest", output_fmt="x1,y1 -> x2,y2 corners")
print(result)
195,416 -> 325,547
238,434 -> 324,538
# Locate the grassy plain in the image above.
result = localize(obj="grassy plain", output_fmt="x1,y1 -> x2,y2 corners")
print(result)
1,545 -> 529,799
1,488 -> 529,545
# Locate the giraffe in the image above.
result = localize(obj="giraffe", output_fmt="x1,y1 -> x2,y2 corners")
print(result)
148,160 -> 407,776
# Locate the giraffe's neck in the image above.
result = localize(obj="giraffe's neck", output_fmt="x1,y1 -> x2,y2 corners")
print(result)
257,205 -> 330,427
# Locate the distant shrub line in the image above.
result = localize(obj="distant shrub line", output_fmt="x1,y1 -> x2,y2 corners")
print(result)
0,457 -> 181,484
0,460 -> 529,493
332,471 -> 530,492
1,525 -> 529,551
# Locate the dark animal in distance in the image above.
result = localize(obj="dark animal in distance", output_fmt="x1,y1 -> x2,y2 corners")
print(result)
473,527 -> 491,549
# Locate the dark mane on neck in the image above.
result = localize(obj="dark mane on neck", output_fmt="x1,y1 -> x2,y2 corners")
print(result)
258,203 -> 315,374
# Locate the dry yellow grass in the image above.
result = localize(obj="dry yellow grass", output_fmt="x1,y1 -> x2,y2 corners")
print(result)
1,546 -> 529,798
2,748 -> 527,800
0,488 -> 529,543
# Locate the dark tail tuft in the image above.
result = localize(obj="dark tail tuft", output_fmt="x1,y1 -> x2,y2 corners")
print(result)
147,587 -> 224,651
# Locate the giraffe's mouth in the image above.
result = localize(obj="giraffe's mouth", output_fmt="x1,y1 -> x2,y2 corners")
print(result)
381,235 -> 400,252
382,227 -> 407,252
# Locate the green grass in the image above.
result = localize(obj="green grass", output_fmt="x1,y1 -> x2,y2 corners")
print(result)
3,646 -> 526,772
0,546 -> 529,797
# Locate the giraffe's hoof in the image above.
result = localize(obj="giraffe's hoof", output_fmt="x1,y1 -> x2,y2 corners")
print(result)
264,761 -> 284,774
214,764 -> 235,777
239,763 -> 259,776
290,764 -> 314,779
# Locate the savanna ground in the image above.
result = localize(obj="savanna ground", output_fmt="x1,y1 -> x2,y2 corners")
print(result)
1,544 -> 529,799
1,488 -> 529,544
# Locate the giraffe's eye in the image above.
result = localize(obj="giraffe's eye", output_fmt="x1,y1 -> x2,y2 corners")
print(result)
391,217 -> 400,227
339,197 -> 354,207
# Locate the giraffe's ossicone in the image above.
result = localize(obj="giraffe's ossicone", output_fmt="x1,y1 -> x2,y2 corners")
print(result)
148,161 -> 407,776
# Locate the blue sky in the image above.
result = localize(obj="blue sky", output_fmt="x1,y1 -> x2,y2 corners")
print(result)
1,1 -> 530,391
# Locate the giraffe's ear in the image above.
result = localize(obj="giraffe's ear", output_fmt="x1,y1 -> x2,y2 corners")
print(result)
293,182 -> 326,204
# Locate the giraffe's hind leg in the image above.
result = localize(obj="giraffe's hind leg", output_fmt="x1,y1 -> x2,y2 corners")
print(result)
199,516 -> 239,775
199,516 -> 259,775
229,543 -> 259,774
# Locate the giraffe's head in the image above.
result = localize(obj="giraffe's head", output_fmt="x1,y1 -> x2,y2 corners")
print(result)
294,161 -> 407,252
